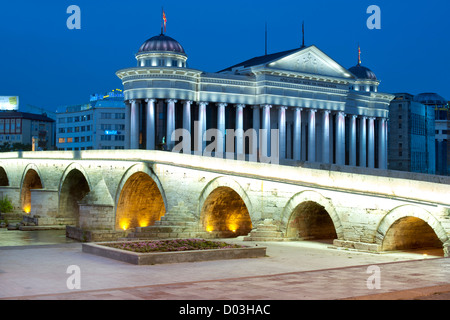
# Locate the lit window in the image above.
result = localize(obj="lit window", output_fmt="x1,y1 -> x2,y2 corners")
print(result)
58,138 -> 66,143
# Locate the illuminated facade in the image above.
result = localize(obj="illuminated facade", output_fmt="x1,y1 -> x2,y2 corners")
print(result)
116,33 -> 394,169
56,90 -> 126,151
388,93 -> 436,174
414,93 -> 449,175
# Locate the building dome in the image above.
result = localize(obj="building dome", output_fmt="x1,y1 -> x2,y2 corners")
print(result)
348,64 -> 377,81
414,93 -> 448,106
138,34 -> 186,55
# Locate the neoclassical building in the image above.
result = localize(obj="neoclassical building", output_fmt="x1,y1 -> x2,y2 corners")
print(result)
116,32 -> 394,169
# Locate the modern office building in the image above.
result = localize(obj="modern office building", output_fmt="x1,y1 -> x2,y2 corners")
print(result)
56,89 -> 127,151
388,93 -> 435,174
116,32 -> 394,169
0,111 -> 55,150
414,92 -> 449,175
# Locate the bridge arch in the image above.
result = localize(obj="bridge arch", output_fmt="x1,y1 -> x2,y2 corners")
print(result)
198,176 -> 253,237
281,190 -> 343,241
20,164 -> 43,213
0,164 -> 10,186
376,205 -> 448,254
114,163 -> 167,231
58,163 -> 92,226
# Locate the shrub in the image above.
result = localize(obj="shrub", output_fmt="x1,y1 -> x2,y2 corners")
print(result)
0,196 -> 13,213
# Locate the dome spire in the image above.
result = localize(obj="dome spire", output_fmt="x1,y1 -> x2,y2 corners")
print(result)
358,43 -> 361,66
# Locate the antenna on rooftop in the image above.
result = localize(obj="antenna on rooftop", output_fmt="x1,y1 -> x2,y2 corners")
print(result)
301,21 -> 305,48
265,22 -> 268,55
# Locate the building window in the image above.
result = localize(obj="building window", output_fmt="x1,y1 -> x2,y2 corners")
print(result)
115,135 -> 125,141
101,124 -> 112,130
59,128 -> 66,133
115,113 -> 125,119
101,135 -> 112,141
59,138 -> 66,143
67,138 -> 73,143
101,113 -> 112,119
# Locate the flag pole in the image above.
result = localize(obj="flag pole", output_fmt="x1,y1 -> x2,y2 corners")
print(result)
161,7 -> 164,35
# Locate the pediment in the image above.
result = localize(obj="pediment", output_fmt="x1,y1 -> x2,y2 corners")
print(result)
266,46 -> 354,79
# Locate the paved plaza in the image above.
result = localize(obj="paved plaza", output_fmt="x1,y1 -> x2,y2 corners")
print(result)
0,229 -> 449,301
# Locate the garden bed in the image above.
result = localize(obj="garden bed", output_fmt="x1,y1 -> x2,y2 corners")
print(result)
82,239 -> 267,265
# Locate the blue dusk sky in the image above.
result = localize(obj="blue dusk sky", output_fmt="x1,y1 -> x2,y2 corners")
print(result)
0,0 -> 449,111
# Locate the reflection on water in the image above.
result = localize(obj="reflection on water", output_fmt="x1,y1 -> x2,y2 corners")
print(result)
0,228 -> 78,247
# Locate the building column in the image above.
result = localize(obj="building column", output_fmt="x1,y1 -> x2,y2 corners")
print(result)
335,112 -> 346,166
166,99 -> 177,151
125,102 -> 131,149
130,99 -> 139,149
145,99 -> 156,150
359,116 -> 367,167
217,103 -> 227,154
349,115 -> 357,166
252,106 -> 260,155
378,118 -> 387,169
261,104 -> 272,157
293,108 -> 302,161
368,117 -> 375,168
196,102 -> 208,154
183,101 -> 192,134
235,104 -> 245,156
278,106 -> 287,160
308,109 -> 317,162
322,110 -> 331,164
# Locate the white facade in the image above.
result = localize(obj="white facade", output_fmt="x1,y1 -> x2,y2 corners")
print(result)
117,34 -> 394,169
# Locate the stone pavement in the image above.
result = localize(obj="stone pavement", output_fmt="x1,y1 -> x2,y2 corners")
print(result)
1,235 -> 449,301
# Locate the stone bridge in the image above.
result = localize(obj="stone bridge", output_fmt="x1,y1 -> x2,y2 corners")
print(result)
0,150 -> 449,256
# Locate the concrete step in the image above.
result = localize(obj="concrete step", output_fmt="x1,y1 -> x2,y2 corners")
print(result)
136,225 -> 198,233
126,231 -> 199,240
246,230 -> 284,238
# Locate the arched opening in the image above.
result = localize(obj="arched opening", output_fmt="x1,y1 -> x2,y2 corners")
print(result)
115,172 -> 165,231
0,167 -> 9,186
382,217 -> 444,256
286,201 -> 337,243
201,186 -> 252,238
21,169 -> 43,214
59,169 -> 90,226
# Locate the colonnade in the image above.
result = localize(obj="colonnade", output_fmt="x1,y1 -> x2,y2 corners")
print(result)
126,99 -> 388,169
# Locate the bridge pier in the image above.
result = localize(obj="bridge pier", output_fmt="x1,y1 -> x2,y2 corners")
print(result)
29,189 -> 60,225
